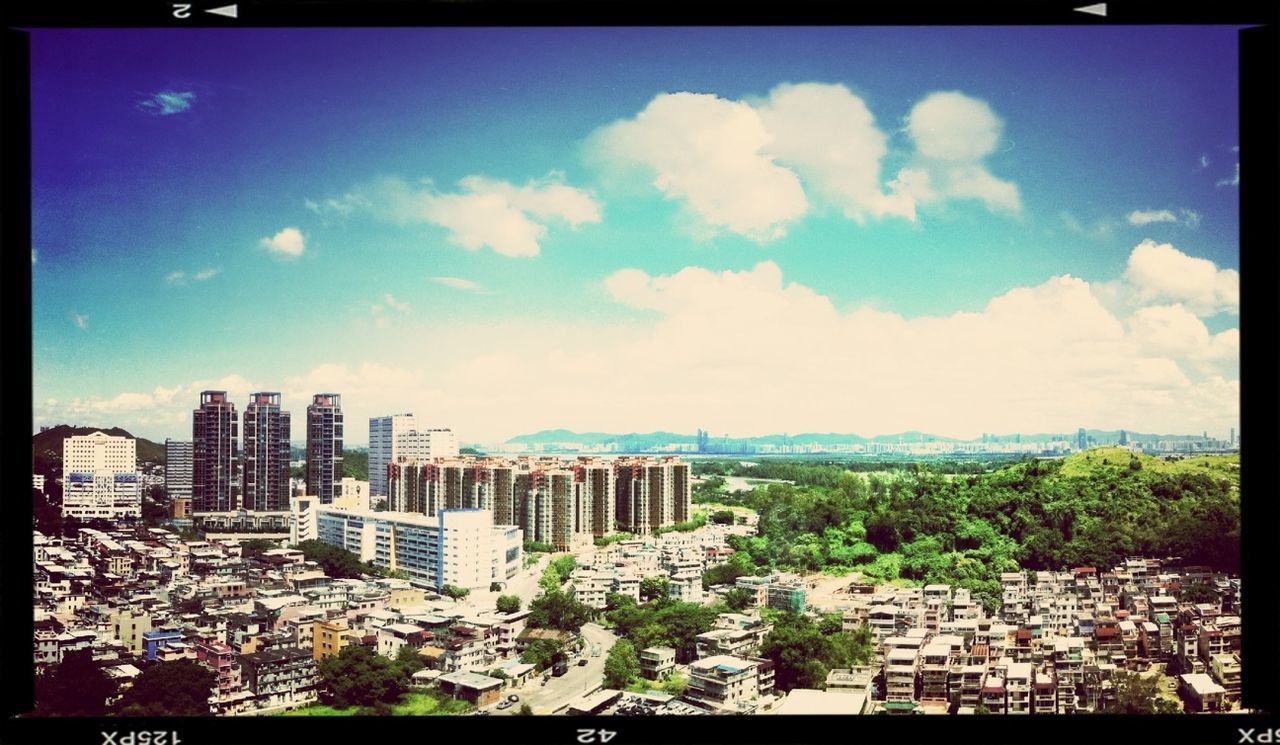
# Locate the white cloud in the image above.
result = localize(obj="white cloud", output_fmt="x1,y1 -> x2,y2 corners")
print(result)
755,82 -> 914,222
894,91 -> 1022,214
32,249 -> 37,265
1217,162 -> 1239,187
1124,239 -> 1238,315
137,91 -> 196,116
71,313 -> 88,331
382,293 -> 411,313
165,267 -> 220,286
1127,209 -> 1177,226
165,271 -> 186,285
595,92 -> 807,241
431,277 -> 481,291
1126,208 -> 1200,229
193,267 -> 221,281
259,227 -> 306,258
1198,155 -> 1210,169
906,91 -> 1002,161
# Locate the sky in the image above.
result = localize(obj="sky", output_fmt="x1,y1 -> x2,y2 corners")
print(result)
29,27 -> 1242,447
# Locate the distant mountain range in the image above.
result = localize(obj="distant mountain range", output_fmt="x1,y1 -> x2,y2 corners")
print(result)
503,428 -> 1215,451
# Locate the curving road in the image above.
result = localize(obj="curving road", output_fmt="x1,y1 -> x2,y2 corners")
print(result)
487,622 -> 618,715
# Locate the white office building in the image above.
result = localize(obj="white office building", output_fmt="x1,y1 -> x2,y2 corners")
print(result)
301,505 -> 521,591
62,431 -> 140,520
369,414 -> 459,498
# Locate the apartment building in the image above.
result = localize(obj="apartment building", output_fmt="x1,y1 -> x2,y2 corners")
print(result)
62,431 -> 140,520
240,647 -> 319,709
686,655 -> 774,712
192,391 -> 239,515
640,646 -> 676,680
305,393 -> 343,504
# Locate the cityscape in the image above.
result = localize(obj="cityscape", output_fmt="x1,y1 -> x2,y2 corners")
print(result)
26,25 -> 1243,720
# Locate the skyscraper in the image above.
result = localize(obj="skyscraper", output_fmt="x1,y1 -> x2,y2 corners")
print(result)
1076,428 -> 1087,451
242,392 -> 291,512
306,393 -> 343,504
192,390 -> 238,514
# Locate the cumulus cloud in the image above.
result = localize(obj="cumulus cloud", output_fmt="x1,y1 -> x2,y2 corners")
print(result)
894,91 -> 1021,214
71,313 -> 88,331
1216,162 -> 1239,187
592,85 -> 1021,238
1124,239 -> 1238,315
193,267 -> 221,281
383,293 -> 411,313
165,267 -> 220,285
398,259 -> 1234,442
259,227 -> 306,258
431,277 -> 481,291
322,174 -> 600,257
137,91 -> 196,116
594,92 -> 807,241
34,374 -> 258,438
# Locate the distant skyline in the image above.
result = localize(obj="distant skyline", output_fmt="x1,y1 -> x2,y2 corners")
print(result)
31,27 -> 1241,446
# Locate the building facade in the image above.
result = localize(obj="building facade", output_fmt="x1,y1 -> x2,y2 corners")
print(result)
305,393 -> 343,504
62,431 -> 140,520
165,439 -> 193,503
192,391 -> 239,514
242,392 -> 291,512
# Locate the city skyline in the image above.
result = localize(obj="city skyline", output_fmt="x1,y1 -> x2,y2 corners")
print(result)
31,27 -> 1241,445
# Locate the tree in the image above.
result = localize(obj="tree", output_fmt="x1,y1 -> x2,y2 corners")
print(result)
709,509 -> 736,525
32,650 -> 116,717
496,595 -> 522,614
1104,671 -> 1171,714
724,588 -> 755,611
1180,579 -> 1219,605
294,540 -> 371,579
521,639 -> 565,671
663,672 -> 689,698
317,645 -> 407,709
394,644 -> 426,679
441,584 -> 470,601
539,564 -> 565,595
240,538 -> 277,561
639,576 -> 671,603
117,659 -> 216,716
528,590 -> 592,633
516,703 -> 534,716
604,639 -> 640,689
550,555 -> 577,582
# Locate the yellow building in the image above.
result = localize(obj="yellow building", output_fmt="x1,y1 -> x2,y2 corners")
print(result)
313,618 -> 356,661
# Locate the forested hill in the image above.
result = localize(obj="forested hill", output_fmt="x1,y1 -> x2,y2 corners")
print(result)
703,448 -> 1239,612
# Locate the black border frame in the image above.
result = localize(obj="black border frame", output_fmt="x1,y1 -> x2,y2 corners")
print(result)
3,3 -> 1276,744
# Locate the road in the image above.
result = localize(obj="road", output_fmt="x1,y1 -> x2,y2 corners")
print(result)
465,553 -> 550,611
487,622 -> 619,715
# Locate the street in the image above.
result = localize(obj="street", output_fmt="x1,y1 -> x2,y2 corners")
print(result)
487,622 -> 618,715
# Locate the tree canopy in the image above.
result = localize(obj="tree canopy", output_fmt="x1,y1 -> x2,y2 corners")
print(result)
496,594 -> 522,614
758,612 -> 875,692
603,639 -> 640,689
32,650 -> 116,717
317,644 -> 408,709
117,659 -> 216,716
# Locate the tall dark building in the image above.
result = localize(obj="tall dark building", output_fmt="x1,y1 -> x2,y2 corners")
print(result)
243,392 -> 291,512
1076,428 -> 1087,451
192,390 -> 238,513
305,393 -> 343,504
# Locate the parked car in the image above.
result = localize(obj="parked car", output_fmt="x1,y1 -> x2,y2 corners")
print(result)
578,658 -> 588,666
496,701 -> 512,710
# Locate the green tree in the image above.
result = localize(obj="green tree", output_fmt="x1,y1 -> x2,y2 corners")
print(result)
1180,580 -> 1218,605
317,645 -> 407,709
1103,671 -> 1169,714
117,659 -> 216,716
709,509 -> 736,524
490,581 -> 504,592
639,576 -> 671,603
521,639 -> 565,671
394,644 -> 426,679
32,650 -> 116,716
550,555 -> 577,582
441,584 -> 470,600
603,639 -> 640,689
724,587 -> 755,611
496,594 -> 522,614
663,672 -> 689,698
539,565 -> 564,594
240,538 -> 277,561
294,540 -> 371,579
516,703 -> 534,716
528,590 -> 592,633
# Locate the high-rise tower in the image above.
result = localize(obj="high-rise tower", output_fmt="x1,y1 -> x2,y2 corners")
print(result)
306,393 -> 343,504
243,392 -> 291,511
192,390 -> 239,513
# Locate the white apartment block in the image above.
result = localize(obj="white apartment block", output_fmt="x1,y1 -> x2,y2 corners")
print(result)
62,431 -> 140,520
304,506 -> 522,591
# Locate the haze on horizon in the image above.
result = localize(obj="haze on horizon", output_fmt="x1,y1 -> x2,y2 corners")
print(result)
30,27 -> 1240,448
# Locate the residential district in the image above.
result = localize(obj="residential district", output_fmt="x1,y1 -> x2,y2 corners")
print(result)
31,392 -> 1243,716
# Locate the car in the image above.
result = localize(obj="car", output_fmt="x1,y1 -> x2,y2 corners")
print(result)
508,694 -> 520,703
496,701 -> 512,710
578,658 -> 588,666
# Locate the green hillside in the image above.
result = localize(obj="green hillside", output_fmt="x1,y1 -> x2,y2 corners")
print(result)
714,450 -> 1240,612
342,449 -> 368,481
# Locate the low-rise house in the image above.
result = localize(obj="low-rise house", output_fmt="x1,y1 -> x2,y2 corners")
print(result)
686,655 -> 773,713
1180,672 -> 1226,712
639,646 -> 676,680
437,671 -> 504,706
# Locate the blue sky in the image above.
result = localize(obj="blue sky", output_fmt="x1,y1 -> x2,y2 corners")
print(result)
30,27 -> 1241,445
